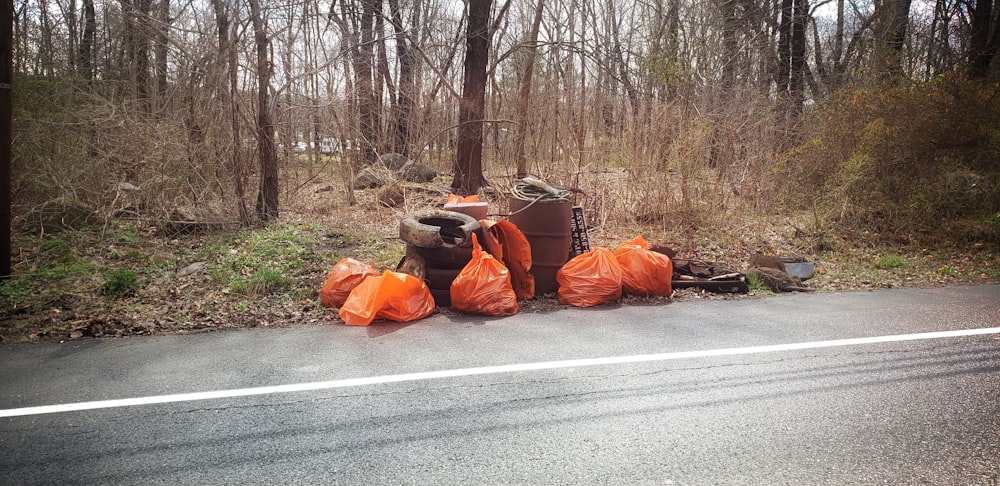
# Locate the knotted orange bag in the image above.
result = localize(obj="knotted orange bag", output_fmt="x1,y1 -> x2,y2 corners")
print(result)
338,271 -> 436,326
320,257 -> 379,308
450,233 -> 518,316
614,236 -> 674,296
480,219 -> 534,299
556,247 -> 623,307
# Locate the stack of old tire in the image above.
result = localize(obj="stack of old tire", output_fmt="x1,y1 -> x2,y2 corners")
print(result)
398,209 -> 481,306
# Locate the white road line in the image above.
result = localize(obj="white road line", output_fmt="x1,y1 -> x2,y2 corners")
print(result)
3,327 -> 999,418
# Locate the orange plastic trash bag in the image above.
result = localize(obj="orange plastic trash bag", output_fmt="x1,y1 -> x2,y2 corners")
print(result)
556,247 -> 623,307
338,271 -> 436,326
450,234 -> 518,316
614,236 -> 674,296
447,193 -> 479,204
320,258 -> 379,308
480,219 -> 535,299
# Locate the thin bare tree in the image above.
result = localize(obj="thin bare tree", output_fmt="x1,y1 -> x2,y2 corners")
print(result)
248,0 -> 279,221
512,0 -> 544,178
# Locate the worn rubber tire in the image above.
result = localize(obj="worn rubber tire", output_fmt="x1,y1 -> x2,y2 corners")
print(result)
411,244 -> 473,269
424,266 -> 463,290
429,288 -> 451,307
399,209 -> 480,248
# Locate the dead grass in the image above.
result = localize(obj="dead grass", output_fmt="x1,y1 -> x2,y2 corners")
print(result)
2,158 -> 998,344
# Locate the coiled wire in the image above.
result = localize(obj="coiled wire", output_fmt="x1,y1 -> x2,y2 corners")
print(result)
506,177 -> 574,217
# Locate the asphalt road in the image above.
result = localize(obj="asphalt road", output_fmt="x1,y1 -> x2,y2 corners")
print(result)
2,285 -> 999,485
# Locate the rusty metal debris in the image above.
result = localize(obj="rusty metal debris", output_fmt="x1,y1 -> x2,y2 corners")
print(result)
671,259 -> 749,294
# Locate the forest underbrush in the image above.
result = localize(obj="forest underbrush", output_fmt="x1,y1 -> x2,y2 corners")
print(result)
5,77 -> 1000,343
2,160 -> 997,344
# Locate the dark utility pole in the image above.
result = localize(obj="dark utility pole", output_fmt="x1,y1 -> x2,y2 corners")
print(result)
1,0 -> 12,278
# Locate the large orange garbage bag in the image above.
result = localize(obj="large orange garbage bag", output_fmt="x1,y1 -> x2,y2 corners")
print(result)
556,247 -> 623,307
480,219 -> 534,299
614,236 -> 674,296
450,234 -> 518,316
338,271 -> 436,326
320,258 -> 379,308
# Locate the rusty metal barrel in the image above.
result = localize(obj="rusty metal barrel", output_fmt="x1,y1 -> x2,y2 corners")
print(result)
507,196 -> 572,294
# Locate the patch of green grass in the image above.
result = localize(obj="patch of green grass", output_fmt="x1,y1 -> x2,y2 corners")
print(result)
226,224 -> 321,275
102,269 -> 140,298
352,237 -> 405,269
198,223 -> 329,293
23,236 -> 97,279
37,261 -> 96,280
746,273 -> 772,295
325,228 -> 357,248
108,225 -> 140,244
209,267 -> 228,285
290,287 -> 316,301
0,278 -> 32,308
231,266 -> 287,295
939,265 -> 960,277
147,254 -> 173,270
876,253 -> 908,270
41,236 -> 75,264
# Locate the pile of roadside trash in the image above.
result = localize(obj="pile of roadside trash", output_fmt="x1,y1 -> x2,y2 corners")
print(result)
320,177 -> 814,326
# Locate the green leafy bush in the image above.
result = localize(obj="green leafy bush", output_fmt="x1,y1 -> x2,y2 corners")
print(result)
876,254 -> 907,270
102,269 -> 140,298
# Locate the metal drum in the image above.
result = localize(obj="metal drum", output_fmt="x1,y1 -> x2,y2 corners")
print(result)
507,196 -> 572,294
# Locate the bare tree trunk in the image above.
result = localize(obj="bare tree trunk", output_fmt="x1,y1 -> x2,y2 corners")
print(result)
302,0 -> 320,176
513,0 -> 544,178
79,0 -> 96,80
969,0 -> 999,79
123,0 -> 153,111
356,0 -> 379,165
452,0 -> 492,195
777,0 -> 792,92
576,0 -> 589,167
776,0 -> 807,115
154,0 -> 170,109
375,8 -> 391,155
811,13 -> 830,94
248,0 -> 278,222
211,0 -> 251,226
58,0 -> 78,74
833,0 -> 844,82
718,0 -> 740,92
329,0 -> 381,183
607,0 -> 638,112
12,2 -> 25,75
1,0 -> 11,278
388,0 -> 419,156
790,0 -> 808,108
873,0 -> 913,79
37,0 -> 55,76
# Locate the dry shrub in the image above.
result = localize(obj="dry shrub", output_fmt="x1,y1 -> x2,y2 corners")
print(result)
12,78 -> 92,208
489,93 -> 787,244
777,76 -> 1000,244
13,77 -> 250,229
617,96 -> 784,236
